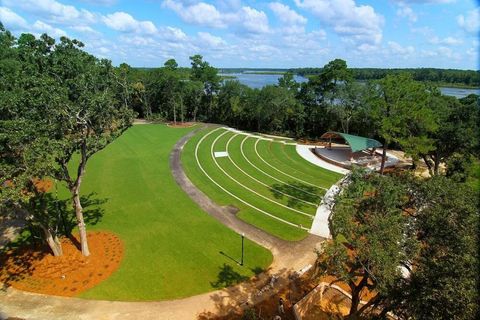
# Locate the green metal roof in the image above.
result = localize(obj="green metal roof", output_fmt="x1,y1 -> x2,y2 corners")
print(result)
321,132 -> 382,153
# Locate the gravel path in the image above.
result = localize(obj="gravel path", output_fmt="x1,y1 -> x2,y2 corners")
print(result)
0,126 -> 325,320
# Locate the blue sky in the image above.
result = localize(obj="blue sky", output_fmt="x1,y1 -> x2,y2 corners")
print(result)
0,0 -> 478,69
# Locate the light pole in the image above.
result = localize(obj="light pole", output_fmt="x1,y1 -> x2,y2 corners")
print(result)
241,233 -> 245,266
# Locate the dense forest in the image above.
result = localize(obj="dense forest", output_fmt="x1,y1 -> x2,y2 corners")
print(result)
1,26 -> 479,319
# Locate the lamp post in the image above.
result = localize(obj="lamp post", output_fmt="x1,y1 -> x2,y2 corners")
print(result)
241,233 -> 245,266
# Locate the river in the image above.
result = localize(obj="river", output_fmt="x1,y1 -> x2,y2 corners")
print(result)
221,73 -> 480,98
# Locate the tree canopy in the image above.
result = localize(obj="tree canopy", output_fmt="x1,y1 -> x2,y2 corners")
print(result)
317,170 -> 479,319
0,27 -> 134,256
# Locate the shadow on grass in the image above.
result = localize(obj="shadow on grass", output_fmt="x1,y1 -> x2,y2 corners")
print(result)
210,264 -> 249,289
55,192 -> 107,238
250,267 -> 264,276
219,251 -> 240,265
270,182 -> 323,208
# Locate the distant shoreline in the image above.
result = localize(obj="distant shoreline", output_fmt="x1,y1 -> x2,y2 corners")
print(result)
243,71 -> 287,75
216,67 -> 480,89
219,73 -> 480,90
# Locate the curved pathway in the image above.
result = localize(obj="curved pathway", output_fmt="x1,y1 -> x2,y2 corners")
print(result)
0,126 -> 324,320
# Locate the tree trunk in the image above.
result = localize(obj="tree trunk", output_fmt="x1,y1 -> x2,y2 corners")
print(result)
380,144 -> 387,174
356,293 -> 381,316
348,284 -> 361,319
348,273 -> 369,319
173,101 -> 177,125
41,225 -> 63,256
433,152 -> 440,175
73,188 -> 90,256
142,95 -> 151,119
422,155 -> 433,176
71,141 -> 90,256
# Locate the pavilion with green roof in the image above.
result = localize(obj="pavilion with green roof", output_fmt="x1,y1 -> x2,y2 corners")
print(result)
320,132 -> 382,153
314,132 -> 387,170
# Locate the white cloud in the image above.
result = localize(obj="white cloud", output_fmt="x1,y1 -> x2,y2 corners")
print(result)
465,47 -> 477,57
162,1 -> 269,34
241,6 -> 269,34
70,25 -> 99,35
79,0 -> 117,5
269,2 -> 306,25
32,20 -> 67,37
437,46 -> 460,60
160,26 -> 187,42
396,2 -> 417,22
197,32 -> 227,48
294,0 -> 384,47
281,29 -> 328,55
457,9 -> 480,34
429,36 -> 462,46
0,7 -> 28,29
392,0 -> 454,3
121,35 -> 156,46
419,46 -> 460,61
162,0 -> 227,28
103,12 -> 157,34
388,41 -> 415,55
2,0 -> 97,25
98,46 -> 110,53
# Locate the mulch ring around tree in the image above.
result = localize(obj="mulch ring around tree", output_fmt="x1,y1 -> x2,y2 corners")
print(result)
166,121 -> 197,128
0,231 -> 123,297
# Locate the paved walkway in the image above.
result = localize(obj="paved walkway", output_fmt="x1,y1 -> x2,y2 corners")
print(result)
0,127 -> 324,320
295,144 -> 350,175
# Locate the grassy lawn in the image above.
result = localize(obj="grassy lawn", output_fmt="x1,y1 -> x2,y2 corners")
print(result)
181,127 -> 343,241
57,124 -> 272,301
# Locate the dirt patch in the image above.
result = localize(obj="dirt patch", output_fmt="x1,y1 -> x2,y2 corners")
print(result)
0,231 -> 123,297
167,121 -> 196,128
223,205 -> 240,215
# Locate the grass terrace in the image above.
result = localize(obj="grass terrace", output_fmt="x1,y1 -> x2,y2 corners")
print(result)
182,127 -> 342,241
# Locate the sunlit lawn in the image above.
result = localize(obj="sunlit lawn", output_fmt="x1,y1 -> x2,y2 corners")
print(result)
58,124 -> 272,301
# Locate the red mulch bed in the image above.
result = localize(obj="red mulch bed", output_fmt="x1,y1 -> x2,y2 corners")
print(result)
0,231 -> 124,297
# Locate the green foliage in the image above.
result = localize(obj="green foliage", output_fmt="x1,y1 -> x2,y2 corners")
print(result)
371,74 -> 438,165
445,153 -> 472,182
0,28 -> 134,255
405,177 -> 479,319
327,81 -> 367,134
318,170 -> 417,317
420,93 -> 479,175
163,58 -> 178,70
319,171 -> 479,319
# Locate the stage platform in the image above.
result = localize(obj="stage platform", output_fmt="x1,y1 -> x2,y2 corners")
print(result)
313,145 -> 398,170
